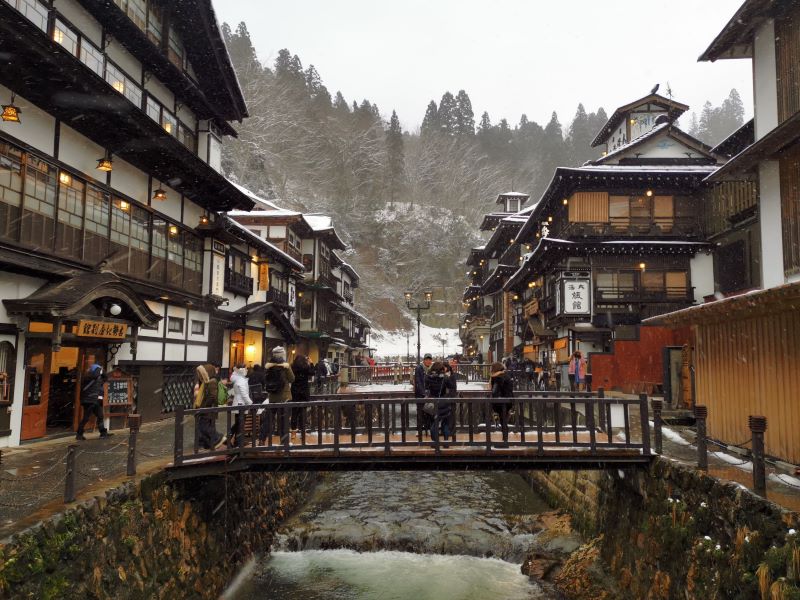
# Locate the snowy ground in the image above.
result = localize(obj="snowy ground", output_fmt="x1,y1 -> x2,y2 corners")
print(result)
344,381 -> 489,392
371,325 -> 460,361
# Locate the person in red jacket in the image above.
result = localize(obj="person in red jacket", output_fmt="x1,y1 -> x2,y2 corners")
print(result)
568,351 -> 587,392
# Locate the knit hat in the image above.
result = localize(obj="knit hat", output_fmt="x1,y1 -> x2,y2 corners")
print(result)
272,346 -> 286,361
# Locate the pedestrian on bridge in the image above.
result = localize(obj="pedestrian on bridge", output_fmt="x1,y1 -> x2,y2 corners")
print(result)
489,362 -> 513,447
259,347 -> 295,445
195,363 -> 225,450
229,364 -> 252,446
290,354 -> 313,438
414,353 -> 433,432
427,361 -> 456,444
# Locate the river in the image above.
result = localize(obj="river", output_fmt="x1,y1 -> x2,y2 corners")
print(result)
226,471 -> 581,599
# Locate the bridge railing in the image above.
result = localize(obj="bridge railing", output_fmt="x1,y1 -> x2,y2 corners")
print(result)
172,391 -> 650,466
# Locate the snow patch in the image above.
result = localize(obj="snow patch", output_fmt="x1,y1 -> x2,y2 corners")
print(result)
372,325 -> 460,360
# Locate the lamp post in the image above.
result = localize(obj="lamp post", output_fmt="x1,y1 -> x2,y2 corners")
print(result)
405,330 -> 412,363
404,290 -> 432,365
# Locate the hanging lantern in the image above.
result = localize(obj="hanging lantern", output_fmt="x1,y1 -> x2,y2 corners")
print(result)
1,95 -> 21,123
153,187 -> 167,201
96,153 -> 113,172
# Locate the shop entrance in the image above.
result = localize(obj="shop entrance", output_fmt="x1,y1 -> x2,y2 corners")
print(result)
22,340 -> 105,440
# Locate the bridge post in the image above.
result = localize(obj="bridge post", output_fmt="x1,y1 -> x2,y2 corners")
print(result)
651,399 -> 663,455
64,444 -> 77,503
694,405 -> 708,471
174,406 -> 184,466
639,394 -> 651,456
127,414 -> 140,476
749,415 -> 767,496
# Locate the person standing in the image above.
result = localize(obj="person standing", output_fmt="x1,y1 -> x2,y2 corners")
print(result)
315,357 -> 328,393
290,354 -> 313,438
76,364 -> 110,440
229,364 -> 251,445
414,353 -> 433,432
569,351 -> 587,392
489,362 -> 514,447
260,347 -> 295,445
195,363 -> 225,450
248,364 -> 266,404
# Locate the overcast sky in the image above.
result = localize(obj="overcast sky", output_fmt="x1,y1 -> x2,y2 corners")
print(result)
213,0 -> 752,132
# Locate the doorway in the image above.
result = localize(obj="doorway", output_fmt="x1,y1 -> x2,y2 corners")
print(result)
21,341 -> 105,440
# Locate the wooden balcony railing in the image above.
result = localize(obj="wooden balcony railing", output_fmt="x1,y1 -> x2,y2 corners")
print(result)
266,288 -> 289,306
224,269 -> 253,296
558,217 -> 702,239
594,286 -> 693,304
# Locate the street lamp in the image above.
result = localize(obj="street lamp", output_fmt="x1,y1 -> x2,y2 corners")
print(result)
404,290 -> 432,364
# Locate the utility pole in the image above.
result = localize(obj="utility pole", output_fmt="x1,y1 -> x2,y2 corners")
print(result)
404,290 -> 432,365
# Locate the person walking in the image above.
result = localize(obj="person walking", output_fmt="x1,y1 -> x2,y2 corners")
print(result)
229,363 -> 252,446
315,357 -> 328,393
76,363 -> 110,440
195,363 -> 225,450
259,347 -> 295,445
248,364 -> 266,404
426,361 -> 457,445
489,362 -> 514,447
290,354 -> 313,438
414,353 -> 433,433
569,351 -> 587,392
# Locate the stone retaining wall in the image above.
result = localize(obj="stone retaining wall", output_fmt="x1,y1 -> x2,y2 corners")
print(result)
0,471 -> 317,599
529,460 -> 800,599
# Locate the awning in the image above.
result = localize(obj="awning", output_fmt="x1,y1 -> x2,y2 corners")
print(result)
644,281 -> 800,327
231,302 -> 298,343
3,271 -> 160,328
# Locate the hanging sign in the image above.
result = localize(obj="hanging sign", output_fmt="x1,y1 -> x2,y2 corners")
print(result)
561,279 -> 591,315
211,243 -> 226,297
76,320 -> 127,339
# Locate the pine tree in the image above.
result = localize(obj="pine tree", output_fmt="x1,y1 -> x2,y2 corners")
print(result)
333,91 -> 350,114
421,100 -> 439,138
385,110 -> 405,206
567,103 -> 592,165
437,92 -> 458,135
688,112 -> 699,138
455,90 -> 475,136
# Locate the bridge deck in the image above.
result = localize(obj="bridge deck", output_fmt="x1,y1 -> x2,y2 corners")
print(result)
167,391 -> 654,478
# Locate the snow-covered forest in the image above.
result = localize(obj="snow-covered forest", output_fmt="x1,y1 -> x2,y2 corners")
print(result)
220,22 -> 745,332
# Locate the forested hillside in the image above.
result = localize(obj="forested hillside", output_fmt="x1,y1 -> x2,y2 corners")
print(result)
220,23 -> 744,331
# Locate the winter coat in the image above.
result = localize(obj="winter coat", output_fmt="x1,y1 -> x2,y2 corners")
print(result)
80,367 -> 104,406
291,363 -> 313,403
490,371 -> 514,408
195,363 -> 219,411
264,362 -> 294,403
248,368 -> 267,402
414,364 -> 429,398
425,371 -> 455,419
230,370 -> 252,407
568,357 -> 587,380
315,360 -> 328,380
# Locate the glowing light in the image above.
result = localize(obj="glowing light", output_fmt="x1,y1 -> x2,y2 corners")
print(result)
153,188 -> 167,201
59,172 -> 72,186
168,225 -> 178,236
562,198 -> 569,206
119,200 -> 130,211
96,156 -> 113,172
639,262 -> 646,270
645,189 -> 654,197
1,95 -> 21,123
112,81 -> 125,94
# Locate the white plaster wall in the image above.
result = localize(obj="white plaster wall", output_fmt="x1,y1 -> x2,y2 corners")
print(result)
690,252 -> 715,303
108,156 -> 149,204
754,19 -> 779,140
134,340 -> 163,362
188,310 -> 209,342
2,333 -> 27,448
186,345 -> 207,363
607,134 -> 694,163
165,304 -> 188,341
105,39 -> 142,82
759,160 -> 785,288
143,77 -> 173,111
57,123 -> 104,177
0,86 -> 55,156
176,104 -> 196,128
144,301 -> 165,335
164,342 -> 184,362
182,198 -> 204,229
53,0 -> 102,46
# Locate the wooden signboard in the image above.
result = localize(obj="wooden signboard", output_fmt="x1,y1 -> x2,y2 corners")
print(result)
104,368 -> 133,428
76,320 -> 127,340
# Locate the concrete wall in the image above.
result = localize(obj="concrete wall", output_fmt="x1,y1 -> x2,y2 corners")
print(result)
0,471 -> 317,598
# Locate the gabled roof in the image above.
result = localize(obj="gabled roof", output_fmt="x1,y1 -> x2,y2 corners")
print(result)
304,215 -> 347,250
495,191 -> 530,204
222,217 -> 305,271
228,182 -> 282,210
711,119 -> 755,158
591,122 -> 720,166
698,0 -> 780,62
591,93 -> 689,147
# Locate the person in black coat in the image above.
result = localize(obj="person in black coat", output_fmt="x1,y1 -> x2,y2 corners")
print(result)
426,361 -> 456,444
314,358 -> 328,393
414,353 -> 433,432
290,355 -> 313,436
76,363 -> 109,440
489,362 -> 514,446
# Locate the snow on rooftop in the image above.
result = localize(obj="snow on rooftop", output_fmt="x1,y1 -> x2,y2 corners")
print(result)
498,192 -> 529,197
304,214 -> 333,231
574,164 -> 717,173
228,181 -> 282,210
228,208 -> 301,217
225,218 -> 304,270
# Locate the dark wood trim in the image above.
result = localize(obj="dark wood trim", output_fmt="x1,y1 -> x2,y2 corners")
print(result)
0,324 -> 20,335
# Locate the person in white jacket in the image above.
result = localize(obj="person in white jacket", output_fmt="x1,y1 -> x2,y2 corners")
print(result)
229,364 -> 252,445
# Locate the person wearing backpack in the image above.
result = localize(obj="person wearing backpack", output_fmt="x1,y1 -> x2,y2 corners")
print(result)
259,347 -> 295,445
195,363 -> 226,450
489,362 -> 514,447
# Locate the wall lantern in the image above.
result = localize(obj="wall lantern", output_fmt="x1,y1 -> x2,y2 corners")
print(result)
96,153 -> 113,172
264,319 -> 271,326
639,262 -> 646,270
547,216 -> 553,223
1,94 -> 21,123
58,171 -> 72,186
535,232 -> 541,238
509,238 -> 515,244
109,303 -> 122,316
528,281 -> 536,288
297,291 -> 304,298
153,187 -> 167,201
232,342 -> 237,349
512,294 -> 519,301
119,200 -> 130,211
168,225 -> 178,236
246,343 -> 255,354
479,335 -> 484,341
645,189 -> 654,197
562,198 -> 569,206
525,244 -> 531,251
199,215 -> 209,225
630,118 -> 636,125
404,291 -> 412,301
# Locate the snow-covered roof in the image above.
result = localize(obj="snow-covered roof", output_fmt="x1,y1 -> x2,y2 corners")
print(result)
498,191 -> 529,197
501,215 -> 530,224
304,215 -> 333,231
574,164 -> 718,173
224,217 -> 305,271
592,122 -> 719,166
228,208 -> 301,217
227,181 -> 282,210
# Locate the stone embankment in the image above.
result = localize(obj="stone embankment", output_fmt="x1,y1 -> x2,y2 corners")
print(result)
526,458 -> 800,599
0,472 -> 316,599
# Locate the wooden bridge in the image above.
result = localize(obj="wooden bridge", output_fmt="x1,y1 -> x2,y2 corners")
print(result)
166,390 -> 658,480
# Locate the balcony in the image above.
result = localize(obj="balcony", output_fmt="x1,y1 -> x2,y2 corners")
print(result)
343,290 -> 354,304
317,271 -> 338,291
224,270 -> 253,297
266,288 -> 289,306
594,286 -> 694,304
557,217 -> 702,240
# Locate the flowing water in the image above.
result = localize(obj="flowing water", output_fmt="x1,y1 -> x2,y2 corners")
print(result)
227,472 -> 577,599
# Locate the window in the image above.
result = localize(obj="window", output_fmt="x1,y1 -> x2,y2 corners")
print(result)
109,198 -> 132,271
166,225 -> 183,287
105,62 -> 142,108
168,26 -> 185,69
56,175 -> 85,259
12,0 -> 48,32
183,233 -> 202,294
84,185 -> 110,264
595,272 -> 635,299
177,122 -> 196,152
191,320 -> 205,335
666,272 -> 688,298
20,155 -> 56,250
146,2 -> 163,44
161,111 -> 177,136
79,39 -> 104,78
150,218 -> 167,282
0,142 -> 23,241
642,271 -> 665,293
126,0 -> 147,30
53,19 -> 79,56
146,96 -> 161,122
129,205 -> 150,279
167,317 -> 184,333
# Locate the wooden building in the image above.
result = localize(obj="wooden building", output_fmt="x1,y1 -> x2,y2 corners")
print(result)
648,0 -> 800,463
0,0 -> 320,443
